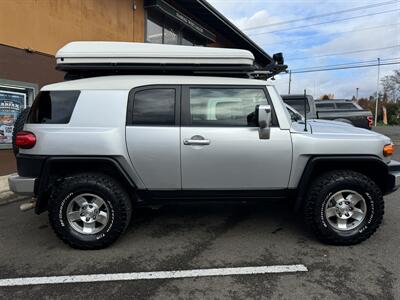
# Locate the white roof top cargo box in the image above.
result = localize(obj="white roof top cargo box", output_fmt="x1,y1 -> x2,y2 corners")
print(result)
55,41 -> 287,80
56,41 -> 255,69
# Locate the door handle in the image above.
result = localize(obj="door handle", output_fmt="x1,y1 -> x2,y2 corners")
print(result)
183,137 -> 211,146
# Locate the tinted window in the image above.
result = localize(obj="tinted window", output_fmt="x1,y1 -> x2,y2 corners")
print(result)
189,88 -> 268,126
336,102 -> 357,109
133,89 -> 175,125
28,91 -> 80,124
316,102 -> 335,110
283,98 -> 310,113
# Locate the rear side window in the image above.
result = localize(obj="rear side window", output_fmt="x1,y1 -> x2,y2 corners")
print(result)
335,102 -> 357,110
28,91 -> 80,124
316,102 -> 335,110
132,89 -> 175,125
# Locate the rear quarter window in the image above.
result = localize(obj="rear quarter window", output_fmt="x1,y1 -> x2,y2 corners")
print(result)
27,91 -> 80,124
316,102 -> 335,110
335,102 -> 358,110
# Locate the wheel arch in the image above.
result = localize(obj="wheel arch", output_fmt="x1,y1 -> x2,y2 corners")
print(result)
294,155 -> 390,211
35,156 -> 137,214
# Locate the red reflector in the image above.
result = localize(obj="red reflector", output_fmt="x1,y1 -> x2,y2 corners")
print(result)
367,115 -> 373,128
16,131 -> 36,149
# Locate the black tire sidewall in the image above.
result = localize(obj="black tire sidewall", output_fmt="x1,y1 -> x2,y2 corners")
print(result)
314,176 -> 380,240
49,175 -> 131,248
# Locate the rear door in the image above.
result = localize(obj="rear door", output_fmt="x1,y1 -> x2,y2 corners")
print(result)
125,85 -> 181,189
180,85 -> 292,190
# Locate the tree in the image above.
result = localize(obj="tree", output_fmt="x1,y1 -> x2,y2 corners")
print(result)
381,69 -> 400,102
320,93 -> 334,100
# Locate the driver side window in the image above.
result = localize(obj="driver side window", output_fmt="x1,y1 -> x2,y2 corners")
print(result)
188,88 -> 269,127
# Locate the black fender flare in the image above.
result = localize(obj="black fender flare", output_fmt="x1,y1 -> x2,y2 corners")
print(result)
35,156 -> 136,214
294,155 -> 389,211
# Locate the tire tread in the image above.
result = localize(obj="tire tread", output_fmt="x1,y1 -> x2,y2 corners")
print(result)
48,173 -> 132,250
304,170 -> 384,245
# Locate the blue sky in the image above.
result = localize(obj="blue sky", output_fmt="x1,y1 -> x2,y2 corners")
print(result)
207,0 -> 400,98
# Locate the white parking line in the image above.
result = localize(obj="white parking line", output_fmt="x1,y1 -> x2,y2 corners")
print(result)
0,264 -> 307,287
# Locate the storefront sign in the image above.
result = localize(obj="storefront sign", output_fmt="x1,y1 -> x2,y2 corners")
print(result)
0,90 -> 26,145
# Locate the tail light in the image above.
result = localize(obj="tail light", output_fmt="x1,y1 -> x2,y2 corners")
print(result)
15,131 -> 36,149
367,115 -> 373,128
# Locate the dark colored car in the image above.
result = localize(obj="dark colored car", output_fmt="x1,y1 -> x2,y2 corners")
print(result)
281,95 -> 373,129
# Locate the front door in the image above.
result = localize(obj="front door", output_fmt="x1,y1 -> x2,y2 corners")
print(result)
180,85 -> 292,190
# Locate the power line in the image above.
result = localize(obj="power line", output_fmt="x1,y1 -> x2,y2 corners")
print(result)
265,22 -> 400,46
289,57 -> 400,72
243,0 -> 398,31
284,61 -> 400,74
286,45 -> 400,61
249,8 -> 400,36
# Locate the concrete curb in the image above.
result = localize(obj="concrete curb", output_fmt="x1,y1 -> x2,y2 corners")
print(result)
0,174 -> 10,193
0,174 -> 30,206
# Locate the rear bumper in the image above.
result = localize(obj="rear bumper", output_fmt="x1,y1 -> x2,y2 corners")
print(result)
8,175 -> 36,196
387,160 -> 400,193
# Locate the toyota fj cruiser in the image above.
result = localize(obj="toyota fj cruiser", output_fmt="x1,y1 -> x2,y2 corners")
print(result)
8,42 -> 400,249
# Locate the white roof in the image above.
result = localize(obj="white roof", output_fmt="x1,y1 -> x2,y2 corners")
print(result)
42,75 -> 269,91
56,41 -> 255,66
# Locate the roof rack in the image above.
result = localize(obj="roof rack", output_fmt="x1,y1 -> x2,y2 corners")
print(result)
56,42 -> 287,80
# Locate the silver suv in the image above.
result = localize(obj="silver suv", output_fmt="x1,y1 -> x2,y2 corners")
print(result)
8,44 -> 400,249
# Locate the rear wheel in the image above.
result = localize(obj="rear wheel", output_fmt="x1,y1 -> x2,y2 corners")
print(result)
304,170 -> 384,245
48,173 -> 132,249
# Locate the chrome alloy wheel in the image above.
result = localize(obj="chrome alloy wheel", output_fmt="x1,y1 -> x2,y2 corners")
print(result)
66,193 -> 109,235
324,190 -> 367,231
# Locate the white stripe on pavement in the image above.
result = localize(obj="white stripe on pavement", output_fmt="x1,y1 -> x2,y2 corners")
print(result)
0,264 -> 308,287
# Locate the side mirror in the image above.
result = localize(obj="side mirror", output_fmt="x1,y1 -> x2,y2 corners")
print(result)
256,104 -> 271,139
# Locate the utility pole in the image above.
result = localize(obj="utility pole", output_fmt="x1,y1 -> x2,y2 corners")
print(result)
356,87 -> 359,100
288,70 -> 292,94
374,58 -> 380,126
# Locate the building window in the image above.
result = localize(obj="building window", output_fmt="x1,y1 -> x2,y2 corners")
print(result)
0,80 -> 37,149
182,36 -> 194,46
164,26 -> 178,45
145,14 -> 206,46
146,18 -> 163,44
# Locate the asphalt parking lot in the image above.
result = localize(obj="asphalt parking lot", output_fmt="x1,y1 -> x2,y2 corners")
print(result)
0,128 -> 399,299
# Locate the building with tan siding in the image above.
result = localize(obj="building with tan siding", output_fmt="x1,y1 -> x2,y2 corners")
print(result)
0,0 -> 274,154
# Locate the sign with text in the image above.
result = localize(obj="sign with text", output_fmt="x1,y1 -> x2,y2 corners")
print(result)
0,90 -> 26,144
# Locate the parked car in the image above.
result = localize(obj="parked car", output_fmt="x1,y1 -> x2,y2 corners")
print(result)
281,94 -> 373,129
8,42 -> 400,249
285,103 -> 354,128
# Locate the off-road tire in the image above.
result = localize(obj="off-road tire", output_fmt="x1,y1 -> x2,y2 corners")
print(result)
48,173 -> 132,250
12,107 -> 30,156
304,170 -> 384,245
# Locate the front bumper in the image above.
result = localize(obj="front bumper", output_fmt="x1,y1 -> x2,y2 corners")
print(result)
8,175 -> 36,196
388,160 -> 400,193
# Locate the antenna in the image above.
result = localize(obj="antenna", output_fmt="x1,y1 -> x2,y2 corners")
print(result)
304,89 -> 308,132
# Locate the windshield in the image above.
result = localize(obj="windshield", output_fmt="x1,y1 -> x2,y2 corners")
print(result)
283,98 -> 310,113
285,104 -> 304,122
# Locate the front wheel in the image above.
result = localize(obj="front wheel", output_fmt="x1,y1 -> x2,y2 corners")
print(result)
48,173 -> 132,249
304,170 -> 384,245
